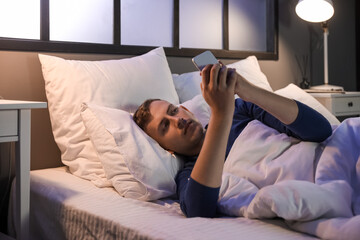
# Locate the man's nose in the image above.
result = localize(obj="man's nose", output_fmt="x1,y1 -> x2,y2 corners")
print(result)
177,117 -> 186,129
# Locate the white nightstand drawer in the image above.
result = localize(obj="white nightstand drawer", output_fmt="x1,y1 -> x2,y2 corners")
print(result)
308,91 -> 360,118
0,110 -> 18,136
332,97 -> 360,114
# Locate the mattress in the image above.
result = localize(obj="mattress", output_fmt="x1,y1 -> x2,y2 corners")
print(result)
9,167 -> 318,240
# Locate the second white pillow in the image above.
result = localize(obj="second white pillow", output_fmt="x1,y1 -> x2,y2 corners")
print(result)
172,55 -> 273,103
81,102 -> 183,201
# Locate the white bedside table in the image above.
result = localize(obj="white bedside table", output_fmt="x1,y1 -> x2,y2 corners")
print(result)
308,92 -> 360,119
0,100 -> 47,240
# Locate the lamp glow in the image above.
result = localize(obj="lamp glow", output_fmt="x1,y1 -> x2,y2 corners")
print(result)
296,0 -> 334,23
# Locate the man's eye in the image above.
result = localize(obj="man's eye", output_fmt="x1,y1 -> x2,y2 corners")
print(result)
171,107 -> 179,115
162,121 -> 169,133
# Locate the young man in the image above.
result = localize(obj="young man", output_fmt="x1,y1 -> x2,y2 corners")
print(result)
133,64 -> 332,218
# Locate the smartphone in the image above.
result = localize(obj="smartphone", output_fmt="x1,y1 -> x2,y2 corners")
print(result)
192,51 -> 218,71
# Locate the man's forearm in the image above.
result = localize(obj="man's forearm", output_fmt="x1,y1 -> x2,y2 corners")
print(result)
235,74 -> 298,125
190,113 -> 232,188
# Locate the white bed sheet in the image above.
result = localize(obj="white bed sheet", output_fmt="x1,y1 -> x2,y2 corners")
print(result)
9,167 -> 318,240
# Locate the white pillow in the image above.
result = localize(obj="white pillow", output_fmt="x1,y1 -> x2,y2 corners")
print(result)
80,102 -> 183,201
179,94 -> 211,128
275,84 -> 340,125
172,72 -> 202,104
227,56 -> 273,92
172,56 -> 273,103
39,47 -> 179,186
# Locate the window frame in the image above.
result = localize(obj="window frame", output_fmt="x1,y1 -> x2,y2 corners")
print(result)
0,0 -> 278,60
356,0 -> 360,90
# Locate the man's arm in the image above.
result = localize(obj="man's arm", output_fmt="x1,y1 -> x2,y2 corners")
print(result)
190,64 -> 236,189
232,72 -> 332,141
176,160 -> 219,218
234,74 -> 299,125
226,99 -> 332,157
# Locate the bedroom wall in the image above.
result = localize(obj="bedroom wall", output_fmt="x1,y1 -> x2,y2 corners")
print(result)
315,0 -> 357,90
260,0 -> 357,91
0,0 -> 357,171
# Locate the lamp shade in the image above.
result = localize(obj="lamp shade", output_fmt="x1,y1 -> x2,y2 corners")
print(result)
296,0 -> 334,23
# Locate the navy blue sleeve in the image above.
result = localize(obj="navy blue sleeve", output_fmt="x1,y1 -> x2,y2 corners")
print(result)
175,160 -> 220,218
226,99 -> 332,156
286,101 -> 332,141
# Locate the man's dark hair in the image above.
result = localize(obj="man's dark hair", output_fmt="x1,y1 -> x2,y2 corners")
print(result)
133,99 -> 160,131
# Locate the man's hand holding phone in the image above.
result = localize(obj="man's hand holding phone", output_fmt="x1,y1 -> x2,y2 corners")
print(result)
192,51 -> 236,118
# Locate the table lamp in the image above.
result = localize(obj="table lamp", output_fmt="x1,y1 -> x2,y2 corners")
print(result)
295,0 -> 344,91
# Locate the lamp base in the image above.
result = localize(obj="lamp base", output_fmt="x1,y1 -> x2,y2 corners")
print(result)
309,84 -> 344,92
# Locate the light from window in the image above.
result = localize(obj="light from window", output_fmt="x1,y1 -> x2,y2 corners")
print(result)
50,0 -> 113,44
0,0 -> 40,39
229,0 -> 267,51
180,0 -> 223,49
121,0 -> 174,47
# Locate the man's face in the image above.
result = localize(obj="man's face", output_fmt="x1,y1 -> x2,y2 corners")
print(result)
145,100 -> 205,156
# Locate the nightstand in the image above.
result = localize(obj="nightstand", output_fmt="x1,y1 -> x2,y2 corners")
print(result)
308,92 -> 360,120
0,100 -> 47,240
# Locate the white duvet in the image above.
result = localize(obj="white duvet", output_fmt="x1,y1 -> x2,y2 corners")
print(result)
218,118 -> 360,240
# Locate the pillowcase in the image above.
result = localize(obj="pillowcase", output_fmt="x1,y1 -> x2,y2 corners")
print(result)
226,56 -> 273,92
39,47 -> 179,186
172,72 -> 202,104
179,94 -> 211,128
80,102 -> 183,201
172,56 -> 273,103
275,84 -> 340,125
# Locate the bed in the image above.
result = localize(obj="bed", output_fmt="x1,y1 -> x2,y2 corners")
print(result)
8,47 -> 360,239
9,167 -> 317,239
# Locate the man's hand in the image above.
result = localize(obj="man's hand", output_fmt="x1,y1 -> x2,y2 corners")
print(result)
200,64 -> 236,119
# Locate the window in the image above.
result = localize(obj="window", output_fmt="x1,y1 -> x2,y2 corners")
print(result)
49,0 -> 113,44
0,0 -> 278,60
0,0 -> 40,40
179,0 -> 223,49
121,0 -> 174,47
229,0 -> 267,51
